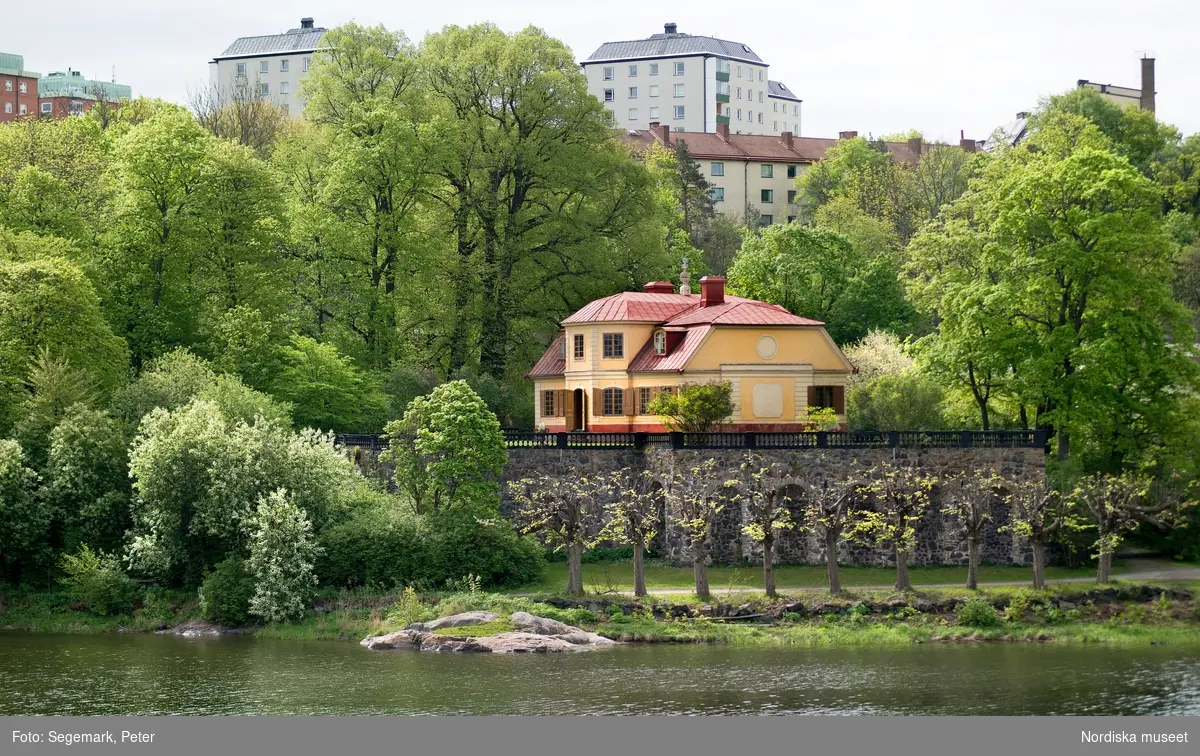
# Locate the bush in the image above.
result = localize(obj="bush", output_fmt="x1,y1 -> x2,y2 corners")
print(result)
200,558 -> 254,626
847,372 -> 946,430
58,544 -> 137,616
955,597 -> 1001,628
386,586 -> 434,628
246,489 -> 321,623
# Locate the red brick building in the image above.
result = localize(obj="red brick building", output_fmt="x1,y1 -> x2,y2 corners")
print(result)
0,53 -> 40,122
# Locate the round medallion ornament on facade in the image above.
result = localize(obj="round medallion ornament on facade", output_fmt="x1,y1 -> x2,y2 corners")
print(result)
755,334 -> 778,359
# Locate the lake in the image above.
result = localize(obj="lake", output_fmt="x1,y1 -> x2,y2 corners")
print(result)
2,632 -> 1198,715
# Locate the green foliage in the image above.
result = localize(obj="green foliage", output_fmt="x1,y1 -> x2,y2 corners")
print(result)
114,348 -> 218,424
847,372 -> 946,430
381,381 -> 507,515
246,489 -> 322,624
273,336 -> 387,432
44,405 -> 131,554
386,586 -> 435,628
199,557 -> 254,627
646,381 -> 733,432
1003,593 -> 1030,623
0,439 -> 50,582
955,598 -> 1001,628
797,406 -> 840,431
13,348 -> 99,469
57,544 -> 136,616
443,573 -> 483,595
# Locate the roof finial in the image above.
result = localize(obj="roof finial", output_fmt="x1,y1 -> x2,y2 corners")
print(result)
679,257 -> 691,295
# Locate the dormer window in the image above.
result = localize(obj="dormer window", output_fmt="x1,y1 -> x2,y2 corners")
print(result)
654,331 -> 666,355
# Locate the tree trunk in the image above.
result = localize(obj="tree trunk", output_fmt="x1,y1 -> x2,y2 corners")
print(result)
1096,550 -> 1113,584
1031,540 -> 1047,590
693,554 -> 710,600
825,530 -> 842,595
633,536 -> 647,598
967,537 -> 981,590
895,548 -> 912,592
1057,429 -> 1070,462
762,534 -> 776,597
567,542 -> 583,597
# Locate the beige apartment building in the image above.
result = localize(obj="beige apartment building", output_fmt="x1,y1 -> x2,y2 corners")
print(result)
582,23 -> 802,135
626,125 -> 977,225
209,17 -> 327,116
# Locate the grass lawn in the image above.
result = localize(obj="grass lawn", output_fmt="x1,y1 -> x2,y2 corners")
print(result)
515,561 -> 1121,595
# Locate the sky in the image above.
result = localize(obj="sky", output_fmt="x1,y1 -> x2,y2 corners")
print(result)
6,0 -> 1198,141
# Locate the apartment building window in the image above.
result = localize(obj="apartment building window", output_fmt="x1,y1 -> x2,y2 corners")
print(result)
759,70 -> 764,81
787,165 -> 798,178
761,164 -> 774,178
628,64 -> 638,77
773,102 -> 778,112
40,102 -> 51,114
711,187 -> 725,202
788,215 -> 796,223
716,81 -> 729,97
542,390 -> 556,417
748,89 -> 752,100
4,80 -> 11,92
757,112 -> 763,123
649,63 -> 659,75
760,214 -> 773,225
574,334 -> 584,360
603,333 -> 624,359
736,87 -> 741,99
303,57 -> 311,72
673,62 -> 685,75
639,386 -> 653,413
280,82 -> 290,95
761,189 -> 774,203
673,105 -> 685,120
260,61 -> 269,74
628,108 -> 637,120
758,91 -> 763,103
602,388 -> 624,416
794,105 -> 799,116
603,89 -> 614,102
281,59 -> 290,72
19,81 -> 27,93
649,106 -> 659,119
259,83 -> 270,96
649,85 -> 659,97
236,62 -> 246,76
653,332 -> 666,355
603,66 -> 614,80
736,109 -> 742,121
673,84 -> 684,97
773,121 -> 778,131
19,104 -> 26,115
787,190 -> 797,203
628,87 -> 637,98
674,126 -> 685,132
4,103 -> 10,113
710,162 -> 724,176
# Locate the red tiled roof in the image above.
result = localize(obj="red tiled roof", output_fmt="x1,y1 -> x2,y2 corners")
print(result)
627,325 -> 712,372
621,130 -> 924,165
527,333 -> 565,378
664,296 -> 824,327
562,292 -> 698,324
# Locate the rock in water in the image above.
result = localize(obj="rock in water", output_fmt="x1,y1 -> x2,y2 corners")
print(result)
405,611 -> 498,632
361,612 -> 617,653
509,611 -> 576,636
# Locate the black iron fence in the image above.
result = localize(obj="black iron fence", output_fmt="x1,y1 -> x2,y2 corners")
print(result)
337,429 -> 1047,452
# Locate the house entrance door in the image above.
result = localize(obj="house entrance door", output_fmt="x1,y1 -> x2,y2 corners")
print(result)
571,388 -> 586,431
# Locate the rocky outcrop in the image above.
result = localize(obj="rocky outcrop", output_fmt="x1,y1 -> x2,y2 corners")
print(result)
158,620 -> 244,637
360,613 -> 617,653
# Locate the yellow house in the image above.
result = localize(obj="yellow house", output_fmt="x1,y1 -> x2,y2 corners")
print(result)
527,274 -> 852,432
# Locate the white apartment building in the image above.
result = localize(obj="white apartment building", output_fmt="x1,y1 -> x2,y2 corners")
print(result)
209,17 -> 327,116
581,23 -> 802,136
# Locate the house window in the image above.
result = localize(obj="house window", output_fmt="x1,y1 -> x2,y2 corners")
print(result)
794,105 -> 799,116
674,62 -> 685,76
260,61 -> 269,74
761,189 -> 774,203
757,112 -> 763,123
758,91 -> 763,103
603,388 -> 624,416
761,164 -> 773,178
649,106 -> 659,119
236,62 -> 246,76
19,81 -> 27,93
787,165 -> 797,178
602,333 -> 624,358
649,63 -> 659,75
542,390 -> 556,417
628,86 -> 637,98
812,386 -> 836,409
603,66 -> 614,80
303,57 -> 311,72
259,82 -> 270,96
639,387 -> 652,414
280,81 -> 290,94
759,70 -> 764,81
280,59 -> 290,72
736,109 -> 742,121
710,162 -> 724,176
40,102 -> 51,113
673,105 -> 685,120
649,85 -> 659,97
654,331 -> 666,355
19,104 -> 26,115
3,103 -> 10,114
773,121 -> 778,131
673,84 -> 684,97
773,102 -> 778,112
737,65 -> 742,77
4,80 -> 11,92
573,334 -> 584,360
711,187 -> 725,202
628,108 -> 637,120
629,64 -> 638,77
760,214 -> 773,225
69,100 -> 84,116
603,89 -> 614,102
787,190 -> 796,204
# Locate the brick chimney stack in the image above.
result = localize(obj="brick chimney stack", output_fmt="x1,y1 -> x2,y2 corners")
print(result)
838,130 -> 857,140
643,281 -> 675,294
716,123 -> 730,142
649,122 -> 670,145
699,276 -> 725,307
1140,56 -> 1156,114
780,131 -> 793,149
959,138 -> 977,153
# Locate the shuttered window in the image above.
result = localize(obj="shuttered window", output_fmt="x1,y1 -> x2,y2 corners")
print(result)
639,387 -> 653,414
542,390 -> 556,417
603,388 -> 624,415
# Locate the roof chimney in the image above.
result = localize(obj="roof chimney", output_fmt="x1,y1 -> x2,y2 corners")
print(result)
301,17 -> 314,29
652,122 -> 670,145
699,276 -> 725,308
1016,111 -> 1029,120
643,281 -> 675,294
838,130 -> 857,140
664,22 -> 678,35
907,136 -> 922,161
1140,56 -> 1155,114
959,138 -> 977,153
780,131 -> 793,149
716,123 -> 730,142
